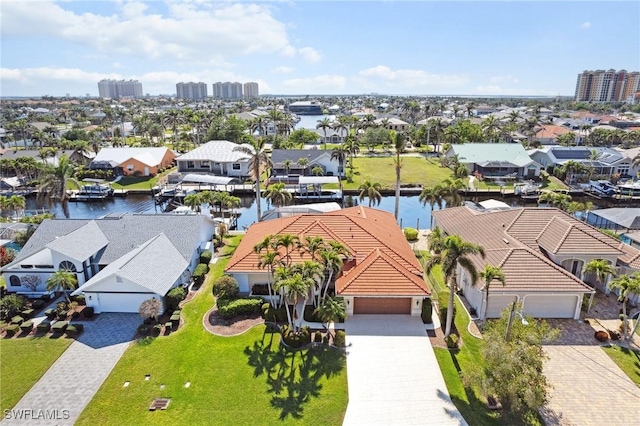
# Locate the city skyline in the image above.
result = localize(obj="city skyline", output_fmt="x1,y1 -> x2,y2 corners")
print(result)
1,0 -> 638,97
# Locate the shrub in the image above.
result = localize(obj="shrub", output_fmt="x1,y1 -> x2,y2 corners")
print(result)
20,320 -> 34,333
137,324 -> 151,336
334,330 -> 346,347
313,332 -> 323,343
193,264 -> 208,285
83,306 -> 94,319
445,334 -> 459,349
68,301 -> 79,313
609,329 -> 621,340
11,315 -> 24,325
164,322 -> 173,333
4,324 -> 19,337
261,303 -> 287,323
403,227 -> 419,241
51,321 -> 68,335
37,321 -> 51,333
170,314 -> 181,327
0,294 -> 27,320
65,324 -> 83,337
281,325 -> 311,348
212,275 -> 239,300
44,308 -> 56,319
31,299 -> 45,310
217,298 -> 262,319
152,323 -> 162,336
165,287 -> 186,313
71,294 -> 86,305
139,298 -> 162,322
421,298 -> 433,324
200,250 -> 212,264
594,330 -> 609,342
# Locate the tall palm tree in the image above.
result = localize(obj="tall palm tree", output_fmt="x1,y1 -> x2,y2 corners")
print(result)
281,159 -> 293,176
481,115 -> 501,142
392,131 -> 407,220
296,157 -> 309,175
7,195 -> 26,218
441,178 -> 466,208
330,146 -> 348,178
358,180 -> 382,207
268,109 -> 284,139
163,109 -> 185,146
343,135 -> 360,170
316,117 -> 332,150
318,248 -> 345,303
46,270 -> 78,302
233,138 -> 271,222
608,273 -> 640,341
183,193 -> 202,213
275,234 -> 299,267
264,183 -> 292,208
479,265 -> 506,319
257,251 -> 281,308
582,259 -> 617,290
425,234 -> 485,337
37,155 -> 80,219
419,185 -> 445,228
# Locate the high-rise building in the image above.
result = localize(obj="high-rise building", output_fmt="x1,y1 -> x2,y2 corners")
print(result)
243,82 -> 259,98
212,82 -> 243,99
176,82 -> 208,100
575,70 -> 640,102
97,79 -> 143,98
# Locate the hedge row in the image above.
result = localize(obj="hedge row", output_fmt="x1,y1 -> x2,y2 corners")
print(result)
193,264 -> 209,285
261,303 -> 288,323
217,297 -> 262,319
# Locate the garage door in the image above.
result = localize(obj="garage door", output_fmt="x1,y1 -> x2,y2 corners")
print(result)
354,298 -> 411,314
523,295 -> 579,318
91,292 -> 158,313
486,295 -> 517,318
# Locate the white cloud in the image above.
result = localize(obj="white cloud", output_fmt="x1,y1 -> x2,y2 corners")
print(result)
0,1 -> 297,64
580,21 -> 591,29
272,66 -> 295,74
298,47 -> 321,64
282,75 -> 346,93
358,65 -> 468,89
112,62 -> 124,69
472,85 -> 555,96
490,75 -> 519,84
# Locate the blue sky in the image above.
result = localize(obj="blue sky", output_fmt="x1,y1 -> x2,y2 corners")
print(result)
1,1 -> 638,97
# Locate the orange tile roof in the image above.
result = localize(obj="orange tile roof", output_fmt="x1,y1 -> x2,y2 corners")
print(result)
535,125 -> 573,139
225,206 -> 429,296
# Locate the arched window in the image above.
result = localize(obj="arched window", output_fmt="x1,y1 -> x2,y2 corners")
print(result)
59,261 -> 77,273
9,275 -> 20,287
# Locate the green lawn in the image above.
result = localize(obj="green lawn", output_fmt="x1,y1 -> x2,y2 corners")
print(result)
110,176 -> 158,190
0,338 -> 73,412
601,345 -> 640,387
343,156 -> 453,190
77,237 -> 348,425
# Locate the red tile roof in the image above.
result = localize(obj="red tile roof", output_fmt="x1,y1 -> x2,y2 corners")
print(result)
225,206 -> 429,296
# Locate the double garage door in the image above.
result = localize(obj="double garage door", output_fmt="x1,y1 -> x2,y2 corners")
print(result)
353,297 -> 412,314
486,294 -> 579,319
89,292 -> 157,313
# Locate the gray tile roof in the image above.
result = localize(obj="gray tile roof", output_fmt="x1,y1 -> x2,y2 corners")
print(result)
271,149 -> 330,165
176,140 -> 251,162
46,221 -> 109,261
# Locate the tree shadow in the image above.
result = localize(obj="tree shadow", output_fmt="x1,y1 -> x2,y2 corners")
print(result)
244,329 -> 346,420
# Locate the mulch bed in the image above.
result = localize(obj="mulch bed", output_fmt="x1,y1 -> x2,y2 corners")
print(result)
204,306 -> 264,337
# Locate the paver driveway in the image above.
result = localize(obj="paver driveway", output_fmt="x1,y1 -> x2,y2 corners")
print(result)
543,345 -> 640,426
2,314 -> 138,426
342,315 -> 467,426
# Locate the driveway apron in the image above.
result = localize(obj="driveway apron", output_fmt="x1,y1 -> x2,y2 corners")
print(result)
342,315 -> 467,425
2,313 -> 138,426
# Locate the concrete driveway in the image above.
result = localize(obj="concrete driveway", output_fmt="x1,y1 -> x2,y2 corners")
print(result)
543,345 -> 640,426
2,313 -> 139,426
342,315 -> 467,426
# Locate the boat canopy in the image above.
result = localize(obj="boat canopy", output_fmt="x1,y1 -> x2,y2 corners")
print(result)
298,176 -> 339,185
181,174 -> 240,185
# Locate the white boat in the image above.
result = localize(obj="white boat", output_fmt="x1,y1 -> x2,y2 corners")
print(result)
75,180 -> 115,201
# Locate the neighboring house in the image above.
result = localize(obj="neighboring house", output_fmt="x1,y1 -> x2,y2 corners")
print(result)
528,146 -> 632,176
444,143 -> 542,179
225,206 -> 430,316
314,127 -> 348,144
1,214 -> 215,313
374,117 -> 410,131
0,149 -> 91,169
433,205 -> 640,319
270,149 -> 342,179
615,146 -> 640,176
90,147 -> 176,176
532,124 -> 574,145
176,140 -> 252,178
586,208 -> 640,231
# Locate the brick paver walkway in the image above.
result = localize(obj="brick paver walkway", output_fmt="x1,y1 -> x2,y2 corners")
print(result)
2,314 -> 138,426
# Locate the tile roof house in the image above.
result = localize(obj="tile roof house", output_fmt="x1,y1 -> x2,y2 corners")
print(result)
2,215 -> 215,313
528,146 -> 632,176
533,124 -> 574,145
225,206 -> 430,315
176,140 -> 252,178
90,147 -> 176,176
433,206 -> 640,319
444,143 -> 541,179
270,149 -> 343,180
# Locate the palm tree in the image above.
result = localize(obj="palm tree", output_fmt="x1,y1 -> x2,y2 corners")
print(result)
37,155 -> 80,219
314,296 -> 346,338
273,272 -> 314,331
264,183 -> 292,208
481,115 -> 501,142
281,159 -> 293,176
275,234 -> 299,267
392,131 -> 407,220
296,157 -> 310,175
608,273 -> 640,340
358,180 -> 382,207
582,259 -> 616,290
257,251 -> 281,308
419,185 -> 445,228
343,135 -> 360,170
183,193 -> 202,213
441,178 -> 466,208
479,265 -> 506,319
425,234 -> 485,337
330,146 -> 348,178
316,117 -> 332,150
318,247 -> 345,303
46,270 -> 78,302
7,195 -> 26,218
233,138 -> 271,222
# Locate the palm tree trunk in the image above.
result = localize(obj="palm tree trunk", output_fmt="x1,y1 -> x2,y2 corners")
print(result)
445,276 -> 455,337
622,301 -> 628,340
255,166 -> 262,222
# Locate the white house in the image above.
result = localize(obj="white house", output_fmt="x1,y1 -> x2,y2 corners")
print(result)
176,140 -> 252,178
2,215 -> 215,313
270,149 -> 343,178
445,143 -> 542,179
529,146 -> 632,176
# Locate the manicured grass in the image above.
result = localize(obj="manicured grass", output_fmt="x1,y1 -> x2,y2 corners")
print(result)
110,177 -> 158,190
541,175 -> 569,191
343,156 -> 453,190
601,345 -> 640,387
0,337 -> 73,412
77,237 -> 347,425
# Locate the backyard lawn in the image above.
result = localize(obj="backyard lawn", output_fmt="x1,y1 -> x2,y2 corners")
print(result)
0,338 -> 73,412
110,176 -> 158,190
343,156 -> 453,190
601,345 -> 640,387
77,237 -> 348,425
